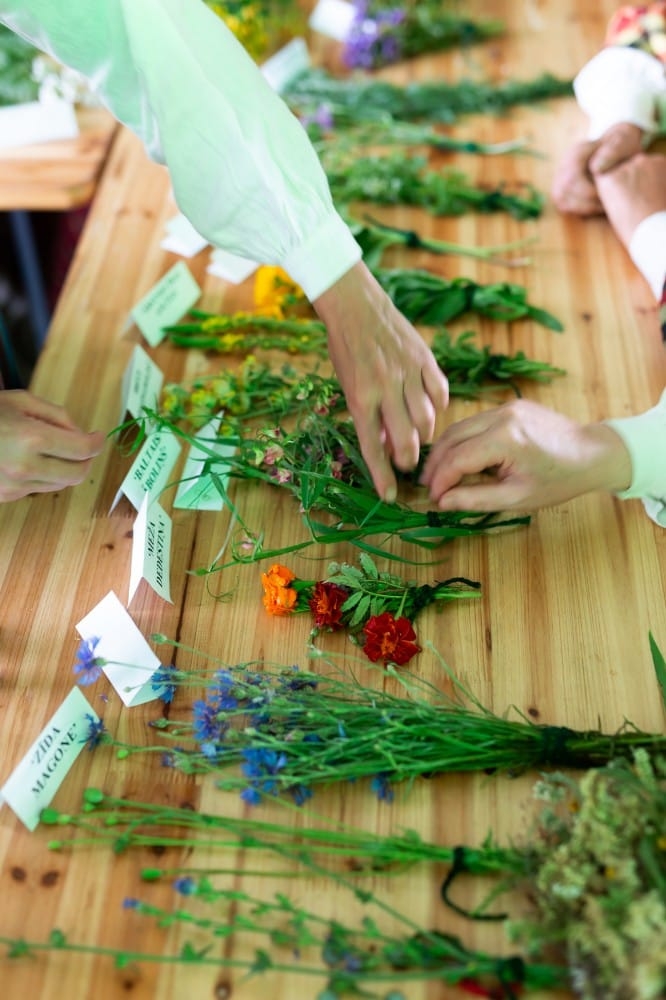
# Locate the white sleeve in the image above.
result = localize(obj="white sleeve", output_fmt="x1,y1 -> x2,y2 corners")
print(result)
606,390 -> 666,527
628,212 -> 666,300
0,0 -> 361,300
574,46 -> 666,139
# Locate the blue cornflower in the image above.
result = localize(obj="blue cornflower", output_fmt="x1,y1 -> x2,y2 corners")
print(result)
200,740 -> 224,762
240,786 -> 262,806
122,898 -> 141,910
192,699 -> 225,746
83,714 -> 107,751
209,670 -> 238,712
290,784 -> 313,807
370,773 -> 394,803
172,876 -> 196,896
241,748 -> 287,779
73,636 -> 105,686
151,664 -> 178,705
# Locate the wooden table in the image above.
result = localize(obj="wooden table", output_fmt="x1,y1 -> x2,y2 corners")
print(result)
0,2 -> 664,998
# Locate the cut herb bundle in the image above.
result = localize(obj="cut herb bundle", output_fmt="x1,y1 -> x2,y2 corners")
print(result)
284,68 -> 573,126
374,268 -> 563,330
324,151 -> 544,220
0,24 -> 39,106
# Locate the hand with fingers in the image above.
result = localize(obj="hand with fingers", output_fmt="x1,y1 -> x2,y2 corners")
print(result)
551,122 -> 645,216
314,261 -> 449,502
0,391 -> 105,502
420,399 -> 632,513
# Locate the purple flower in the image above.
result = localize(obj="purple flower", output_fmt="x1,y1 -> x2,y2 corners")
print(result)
122,898 -> 141,910
73,636 -> 105,686
301,102 -> 334,131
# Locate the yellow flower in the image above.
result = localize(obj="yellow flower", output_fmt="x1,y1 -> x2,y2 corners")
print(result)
253,266 -> 305,315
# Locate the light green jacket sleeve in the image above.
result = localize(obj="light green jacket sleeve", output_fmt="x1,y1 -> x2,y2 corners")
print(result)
0,0 -> 361,300
606,390 -> 666,527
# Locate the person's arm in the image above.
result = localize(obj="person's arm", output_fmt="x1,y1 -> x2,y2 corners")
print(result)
0,0 -> 448,501
551,4 -> 666,215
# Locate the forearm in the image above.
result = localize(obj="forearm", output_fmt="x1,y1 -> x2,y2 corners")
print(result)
0,0 -> 361,300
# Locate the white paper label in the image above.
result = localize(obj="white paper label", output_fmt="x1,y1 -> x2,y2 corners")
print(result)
112,428 -> 181,512
207,247 -> 259,284
0,688 -> 99,831
261,37 -> 311,93
129,497 -> 173,603
174,416 -> 235,511
120,344 -> 164,422
161,213 -> 209,258
308,0 -> 355,40
0,98 -> 79,151
131,261 -> 201,347
76,591 -> 163,707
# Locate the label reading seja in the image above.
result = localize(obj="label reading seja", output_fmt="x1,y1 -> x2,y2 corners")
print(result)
131,260 -> 201,347
0,688 -> 98,831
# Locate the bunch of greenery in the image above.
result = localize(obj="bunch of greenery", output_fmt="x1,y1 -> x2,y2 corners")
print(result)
0,24 -> 39,106
284,68 -> 573,127
323,151 -> 544,220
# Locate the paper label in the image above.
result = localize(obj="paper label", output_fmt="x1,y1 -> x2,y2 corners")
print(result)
120,344 -> 164,422
112,428 -> 181,512
207,247 -> 259,284
129,497 -> 173,603
0,98 -> 79,152
131,261 -> 201,347
76,591 -> 163,707
161,213 -> 209,258
0,688 -> 98,831
174,416 -> 235,510
261,37 -> 311,93
308,0 -> 355,40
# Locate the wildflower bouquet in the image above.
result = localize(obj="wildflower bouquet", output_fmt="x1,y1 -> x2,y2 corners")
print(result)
161,410 -> 530,566
284,68 -> 573,127
74,635 -> 666,812
341,0 -> 504,70
260,554 -> 481,659
34,752 -> 665,999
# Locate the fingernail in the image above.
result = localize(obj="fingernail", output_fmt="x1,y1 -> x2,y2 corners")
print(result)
384,485 -> 397,504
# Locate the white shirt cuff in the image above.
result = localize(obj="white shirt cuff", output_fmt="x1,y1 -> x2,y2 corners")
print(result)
574,47 -> 664,139
606,390 -> 666,527
281,212 -> 362,302
629,212 -> 666,300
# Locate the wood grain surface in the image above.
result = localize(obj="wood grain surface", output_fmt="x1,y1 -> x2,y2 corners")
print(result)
0,106 -> 117,210
0,2 -> 664,999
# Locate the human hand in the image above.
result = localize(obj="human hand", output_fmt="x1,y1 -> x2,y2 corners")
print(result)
313,261 -> 449,501
595,151 -> 666,248
0,391 -> 105,502
551,123 -> 644,215
420,399 -> 632,512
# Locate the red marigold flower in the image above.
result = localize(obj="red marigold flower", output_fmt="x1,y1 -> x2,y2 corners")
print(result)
308,581 -> 348,630
361,612 -> 421,666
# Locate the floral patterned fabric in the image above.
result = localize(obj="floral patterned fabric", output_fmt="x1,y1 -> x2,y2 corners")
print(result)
606,3 -> 666,62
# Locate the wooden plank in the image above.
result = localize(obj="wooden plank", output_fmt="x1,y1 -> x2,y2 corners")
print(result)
0,106 -> 117,210
0,2 -> 664,999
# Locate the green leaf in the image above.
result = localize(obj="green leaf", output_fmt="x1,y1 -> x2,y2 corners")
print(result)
649,631 -> 666,712
359,552 -> 379,578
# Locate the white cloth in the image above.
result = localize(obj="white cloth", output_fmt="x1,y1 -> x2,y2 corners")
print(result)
574,45 -> 666,140
0,0 -> 361,301
606,390 -> 666,526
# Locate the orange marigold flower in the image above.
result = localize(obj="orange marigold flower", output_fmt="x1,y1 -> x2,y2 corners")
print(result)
362,612 -> 421,666
308,581 -> 349,630
261,563 -> 298,616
